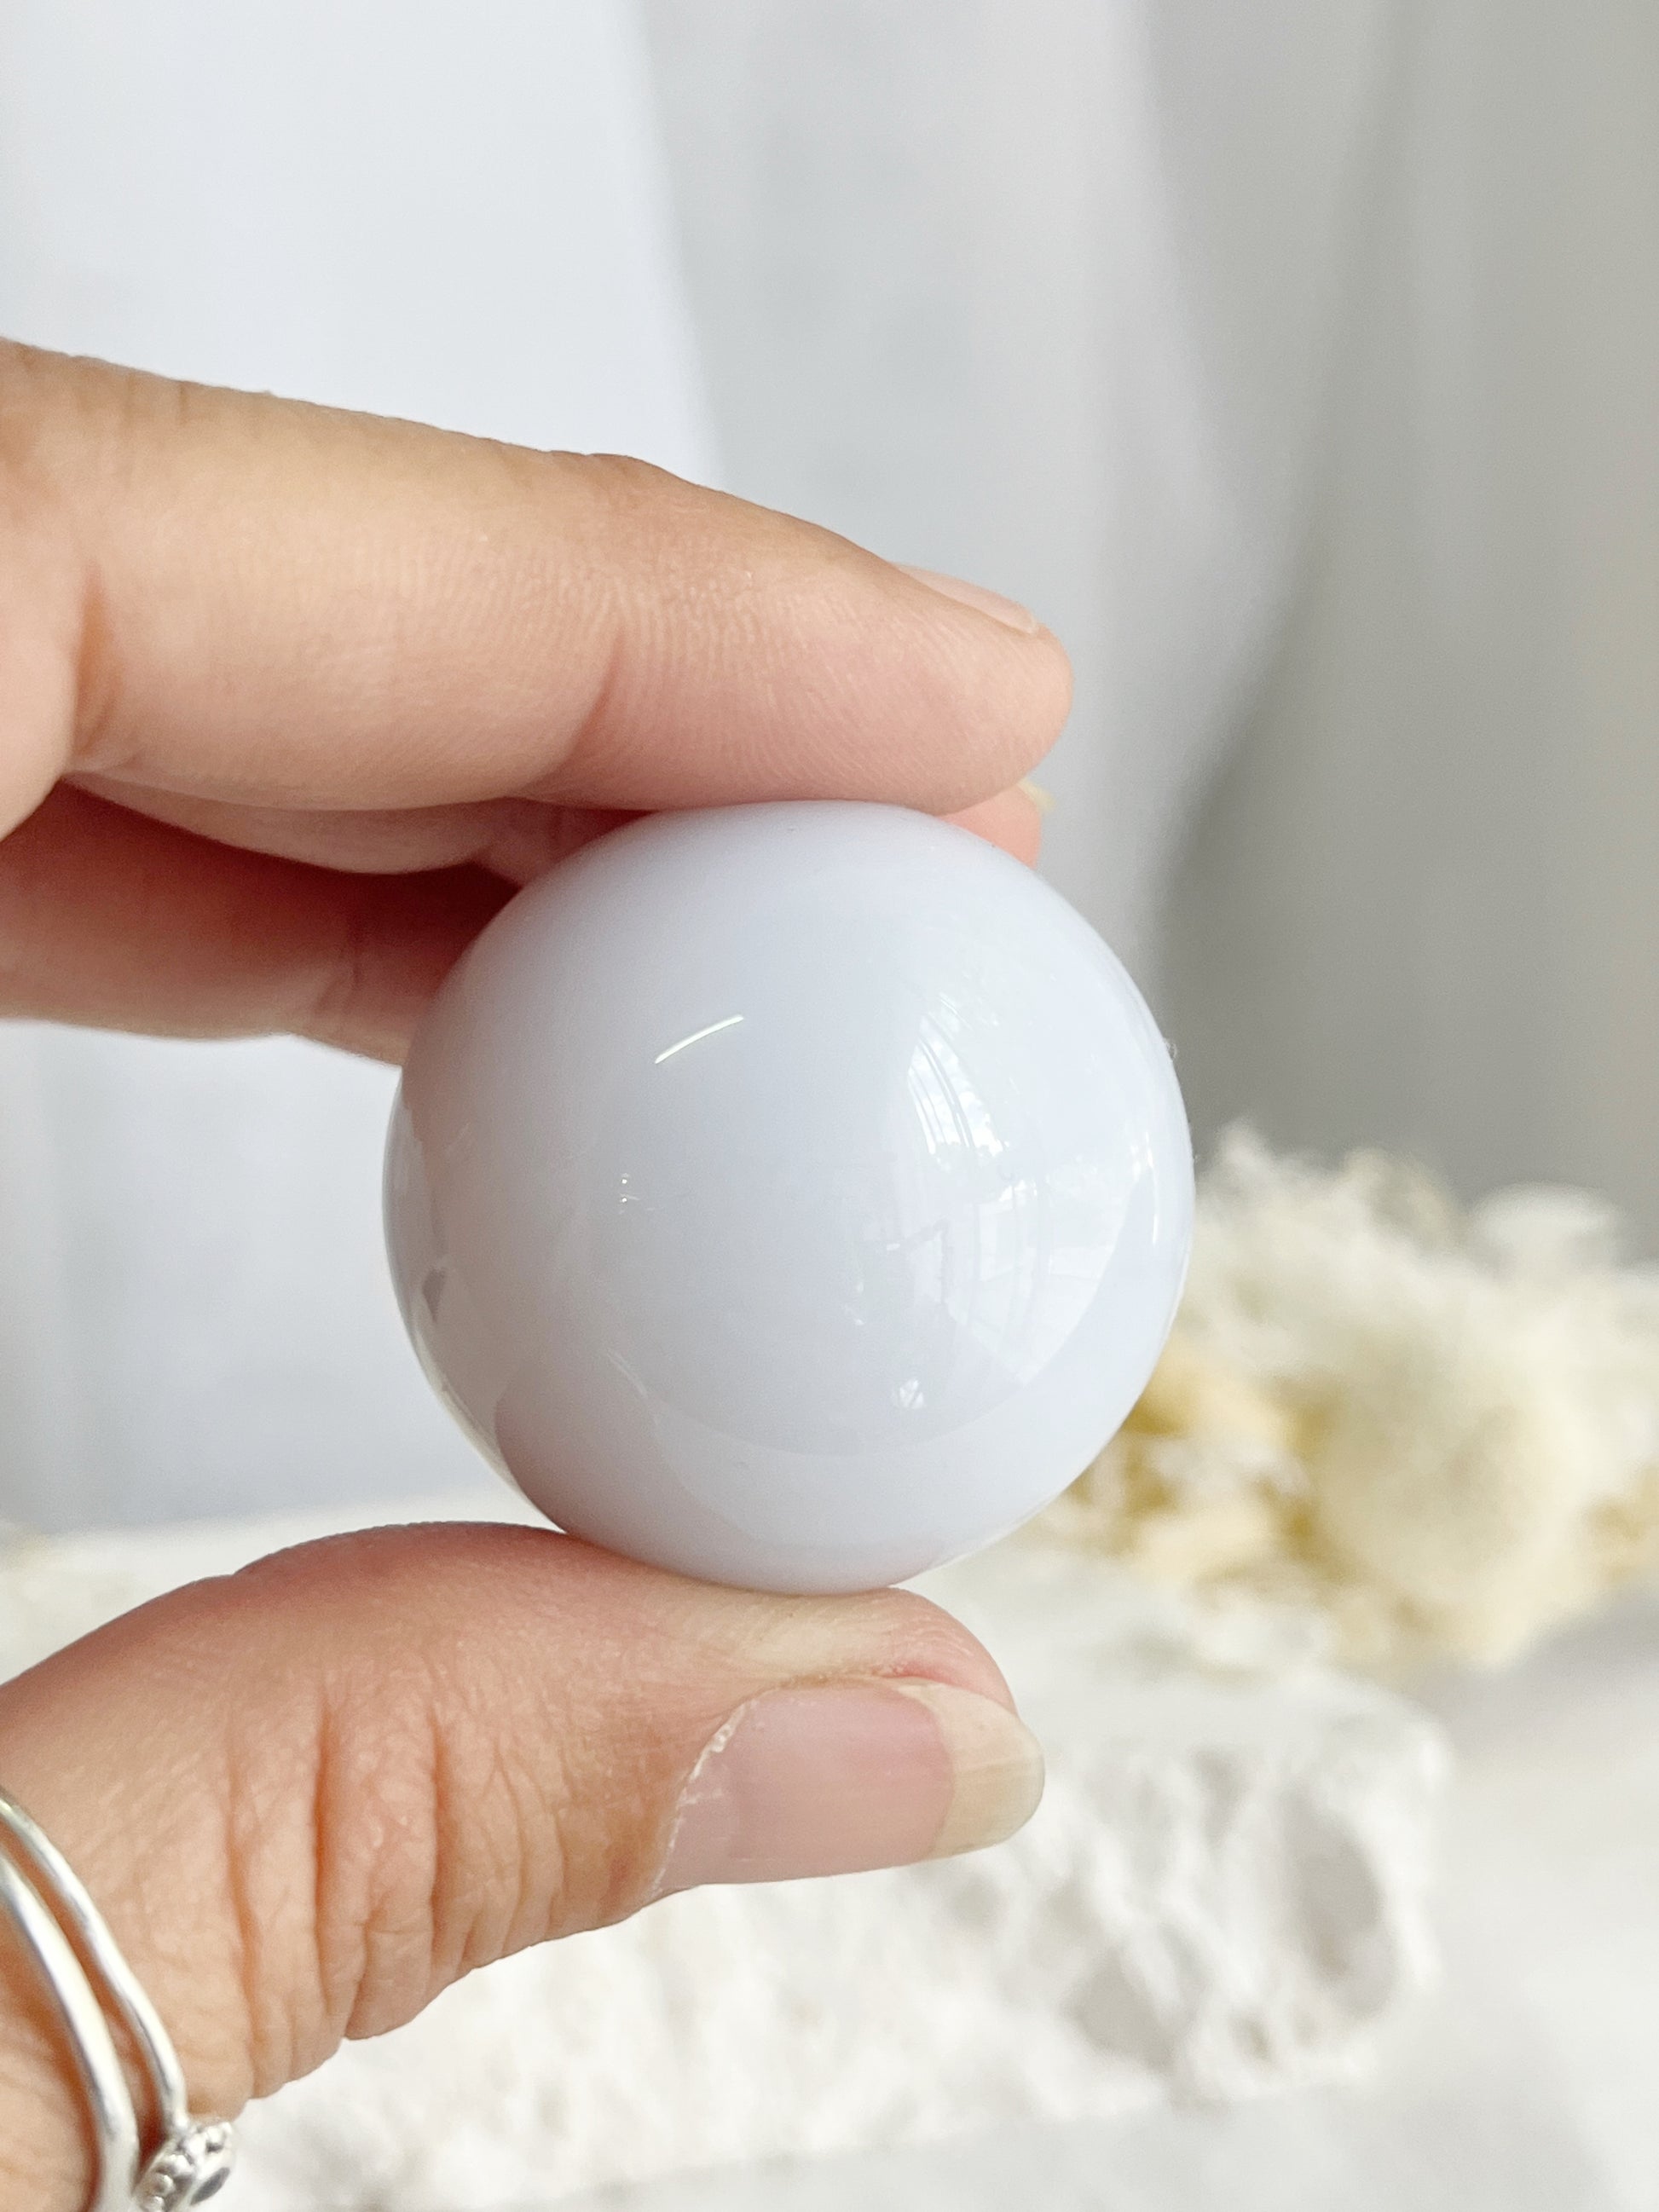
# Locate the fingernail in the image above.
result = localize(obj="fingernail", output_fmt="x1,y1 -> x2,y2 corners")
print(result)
657,1678 -> 1044,1893
1019,777 -> 1056,814
899,564 -> 1043,635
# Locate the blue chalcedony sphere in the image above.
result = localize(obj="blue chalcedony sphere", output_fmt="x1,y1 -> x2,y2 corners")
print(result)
385,801 -> 1193,1592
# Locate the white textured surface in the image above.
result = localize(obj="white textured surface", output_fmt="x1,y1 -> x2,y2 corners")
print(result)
0,1502 -> 1444,2209
583,1597 -> 1659,2212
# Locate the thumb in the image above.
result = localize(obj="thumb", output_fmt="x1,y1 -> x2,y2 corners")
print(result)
0,1522 -> 1043,2211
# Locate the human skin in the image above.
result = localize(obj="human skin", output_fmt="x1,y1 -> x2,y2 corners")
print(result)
0,343 -> 1071,2208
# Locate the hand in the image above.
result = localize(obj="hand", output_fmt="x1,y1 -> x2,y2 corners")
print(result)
0,342 -> 1069,2209
0,344 -> 1065,1057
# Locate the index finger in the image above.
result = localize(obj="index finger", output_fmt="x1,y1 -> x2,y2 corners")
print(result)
0,344 -> 1072,834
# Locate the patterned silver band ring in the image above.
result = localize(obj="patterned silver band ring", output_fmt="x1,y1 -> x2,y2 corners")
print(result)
0,1785 -> 235,2211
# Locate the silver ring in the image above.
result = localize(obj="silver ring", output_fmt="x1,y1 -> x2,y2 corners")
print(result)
0,1785 -> 235,2210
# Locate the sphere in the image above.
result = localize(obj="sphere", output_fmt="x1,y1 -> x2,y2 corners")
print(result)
384,801 -> 1193,1592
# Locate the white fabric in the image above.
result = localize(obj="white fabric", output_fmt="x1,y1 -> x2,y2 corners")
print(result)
644,0 -> 1394,960
1164,0 -> 1659,1250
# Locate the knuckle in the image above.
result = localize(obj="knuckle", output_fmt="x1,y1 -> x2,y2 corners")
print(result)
313,1656 -> 581,2044
0,344 -> 197,787
312,1668 -> 445,2045
0,342 -> 188,511
212,1585 -> 587,2068
563,449 -> 684,511
9,1533 -> 679,2121
217,1642 -> 450,2078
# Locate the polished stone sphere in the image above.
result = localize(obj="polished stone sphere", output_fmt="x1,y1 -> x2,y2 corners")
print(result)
385,801 -> 1192,1591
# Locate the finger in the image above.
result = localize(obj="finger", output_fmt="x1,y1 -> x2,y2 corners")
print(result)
0,784 -> 509,1060
3,344 -> 1072,835
67,772 -> 632,881
1,783 -> 1043,1057
0,1524 -> 1043,2209
66,776 -> 1043,884
946,784 -> 1044,867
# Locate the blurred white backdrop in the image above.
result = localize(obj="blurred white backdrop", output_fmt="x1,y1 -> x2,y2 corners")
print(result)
645,0 -> 1396,959
2,1 -> 1656,1527
1165,0 -> 1659,1240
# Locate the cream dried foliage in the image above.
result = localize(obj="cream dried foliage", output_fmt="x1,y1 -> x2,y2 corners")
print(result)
1038,1132 -> 1659,1671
